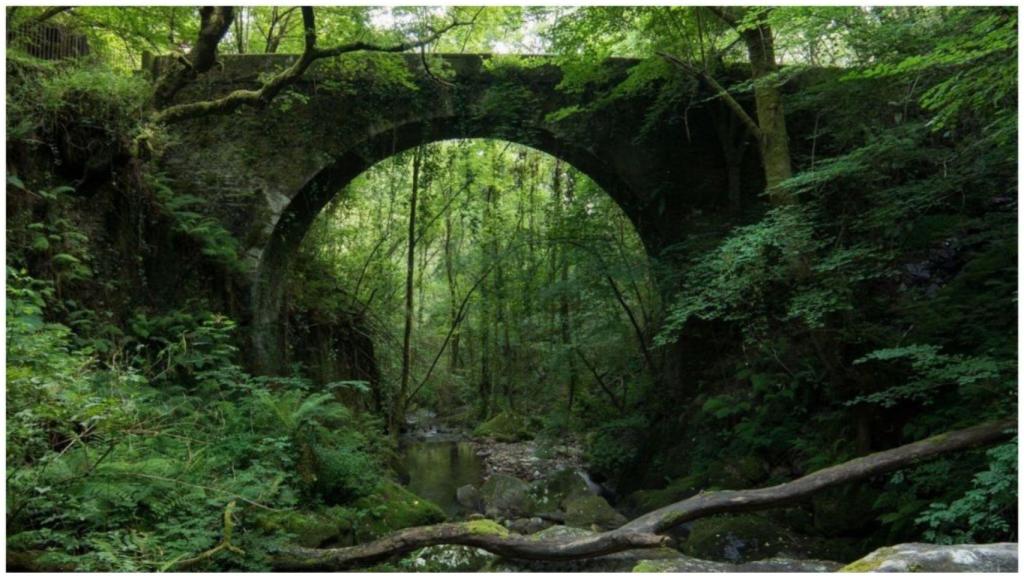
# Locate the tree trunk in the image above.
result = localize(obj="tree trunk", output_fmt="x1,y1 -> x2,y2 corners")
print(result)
552,160 -> 579,411
391,145 -> 422,438
740,15 -> 793,198
444,209 -> 461,372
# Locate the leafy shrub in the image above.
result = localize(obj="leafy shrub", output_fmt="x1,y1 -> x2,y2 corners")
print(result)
584,414 -> 647,480
916,438 -> 1018,543
6,271 -> 389,570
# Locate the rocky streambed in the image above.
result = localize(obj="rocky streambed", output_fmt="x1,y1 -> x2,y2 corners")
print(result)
397,422 -> 1019,572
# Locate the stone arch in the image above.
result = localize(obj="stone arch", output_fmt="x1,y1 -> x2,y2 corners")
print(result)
251,115 -> 649,372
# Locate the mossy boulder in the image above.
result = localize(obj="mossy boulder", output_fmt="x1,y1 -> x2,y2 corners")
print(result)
473,412 -> 536,442
348,480 -> 446,541
621,474 -> 703,515
456,484 -> 483,513
680,514 -> 804,562
564,495 -> 627,531
543,468 -> 594,501
480,473 -> 536,518
528,468 -> 593,515
255,509 -> 342,547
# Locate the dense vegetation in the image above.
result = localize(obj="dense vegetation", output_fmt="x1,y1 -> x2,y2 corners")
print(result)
6,5 -> 1017,571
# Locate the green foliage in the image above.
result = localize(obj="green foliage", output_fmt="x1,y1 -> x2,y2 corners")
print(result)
852,9 -> 1016,133
850,345 -> 1010,408
5,6 -> 1018,567
916,439 -> 1018,544
584,415 -> 647,479
7,54 -> 152,154
6,272 -> 386,571
656,205 -> 820,345
149,174 -> 244,272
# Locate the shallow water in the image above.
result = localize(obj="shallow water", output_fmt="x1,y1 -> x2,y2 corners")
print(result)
400,440 -> 485,516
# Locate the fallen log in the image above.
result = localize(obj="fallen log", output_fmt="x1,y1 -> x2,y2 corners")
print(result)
273,520 -> 669,570
272,419 -> 1015,570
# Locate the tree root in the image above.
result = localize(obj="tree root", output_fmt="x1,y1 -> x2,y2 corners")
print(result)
271,418 -> 1015,570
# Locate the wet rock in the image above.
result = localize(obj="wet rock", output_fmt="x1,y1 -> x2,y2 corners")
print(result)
564,495 -> 627,531
680,515 -> 807,562
456,484 -> 483,513
634,557 -> 842,572
403,544 -> 495,571
529,468 -> 594,516
544,468 -> 596,499
840,542 -> 1018,572
481,473 -> 535,518
508,517 -> 551,535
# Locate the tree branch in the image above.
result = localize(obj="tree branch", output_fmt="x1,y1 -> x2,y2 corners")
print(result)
706,6 -> 742,29
31,6 -> 73,24
574,348 -> 624,413
152,7 -> 236,106
154,7 -> 473,124
271,419 -> 1014,569
605,274 -> 657,376
658,50 -> 763,144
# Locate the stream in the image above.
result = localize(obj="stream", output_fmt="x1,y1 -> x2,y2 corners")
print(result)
400,438 -> 485,516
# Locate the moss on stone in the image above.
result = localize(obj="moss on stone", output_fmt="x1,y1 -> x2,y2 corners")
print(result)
472,411 -> 536,442
349,480 -> 447,541
564,495 -> 628,531
465,519 -> 510,538
680,514 -> 786,562
838,547 -> 895,572
255,509 -> 341,548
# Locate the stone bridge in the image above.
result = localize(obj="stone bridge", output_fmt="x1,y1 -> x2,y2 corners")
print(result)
153,53 -> 768,371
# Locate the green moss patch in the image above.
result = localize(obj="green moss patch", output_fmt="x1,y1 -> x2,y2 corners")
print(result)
255,509 -> 343,548
472,411 -> 537,442
349,480 -> 447,541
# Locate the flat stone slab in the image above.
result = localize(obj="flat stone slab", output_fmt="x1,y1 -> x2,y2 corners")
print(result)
840,542 -> 1018,572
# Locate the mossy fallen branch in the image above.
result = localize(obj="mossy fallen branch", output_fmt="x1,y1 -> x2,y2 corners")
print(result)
271,418 -> 1014,569
171,500 -> 244,569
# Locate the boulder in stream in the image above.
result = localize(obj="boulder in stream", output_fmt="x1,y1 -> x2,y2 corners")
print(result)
564,494 -> 628,531
456,484 -> 483,513
481,473 -> 536,518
